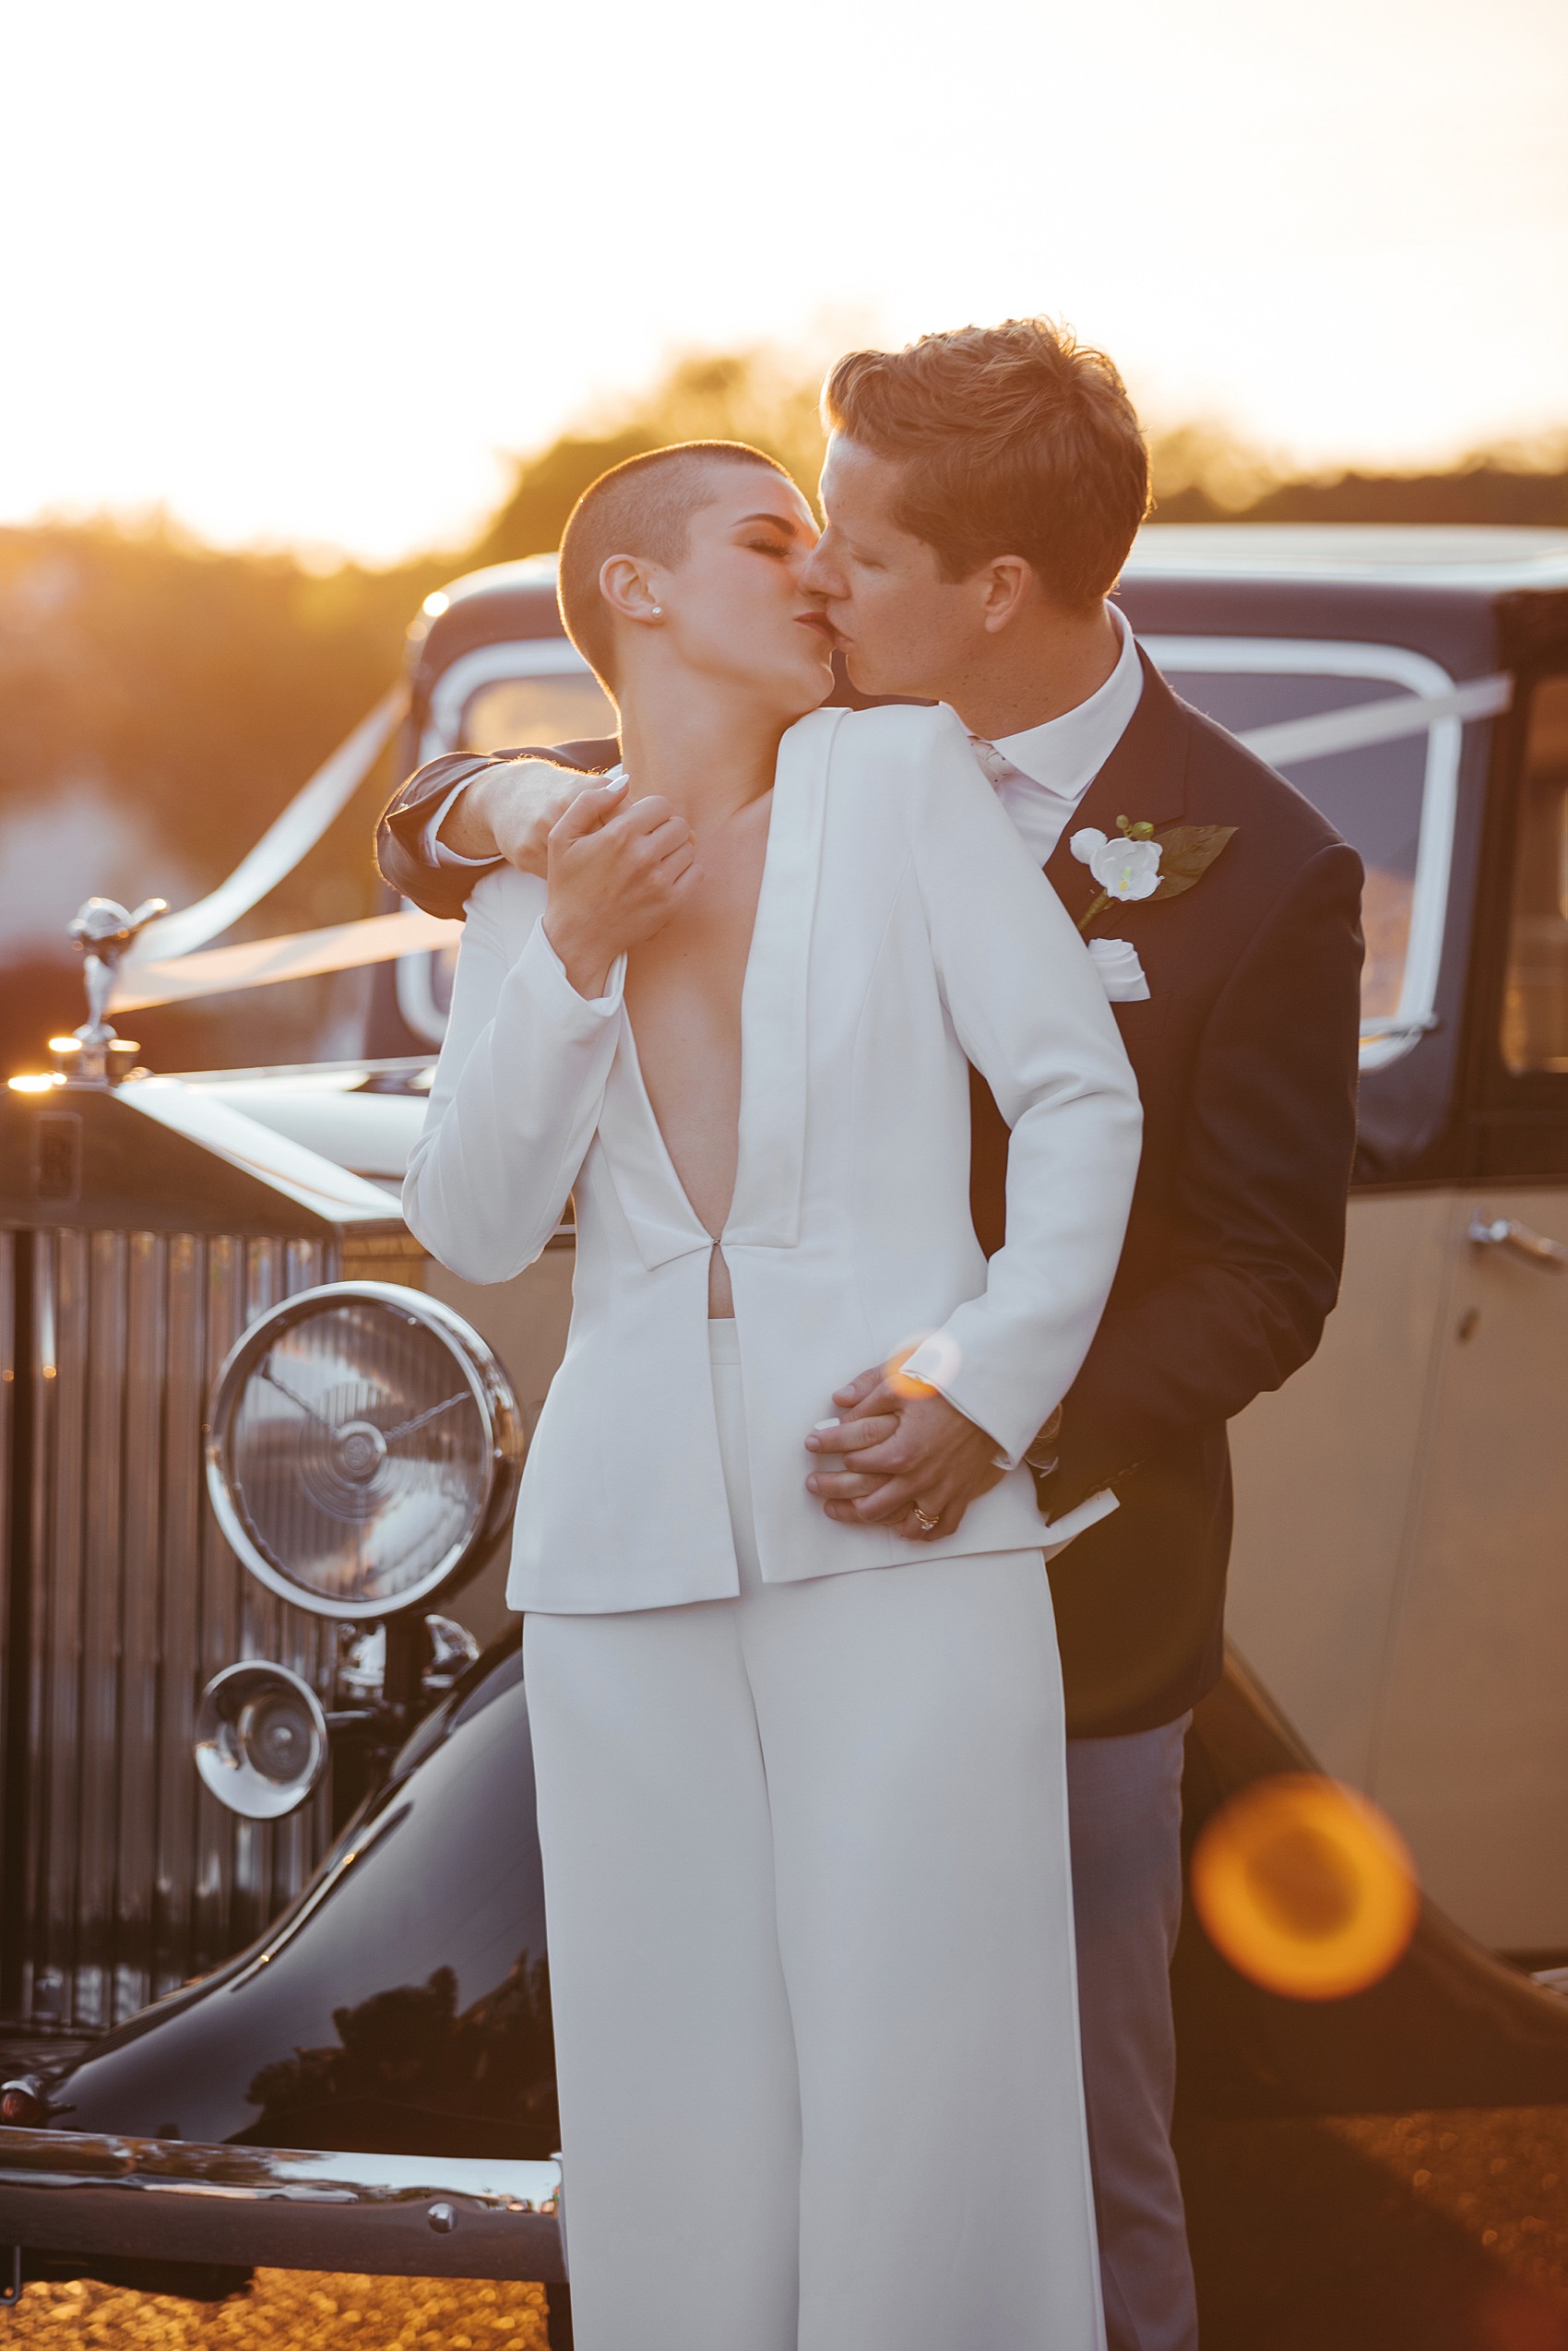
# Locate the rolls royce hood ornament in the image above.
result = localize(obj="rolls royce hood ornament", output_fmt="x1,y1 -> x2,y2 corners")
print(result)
58,893 -> 167,1084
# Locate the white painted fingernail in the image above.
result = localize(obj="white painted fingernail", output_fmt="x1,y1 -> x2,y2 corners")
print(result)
814,1419 -> 840,1431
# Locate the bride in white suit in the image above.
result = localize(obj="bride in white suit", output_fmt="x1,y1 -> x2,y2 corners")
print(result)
404,440 -> 1141,2351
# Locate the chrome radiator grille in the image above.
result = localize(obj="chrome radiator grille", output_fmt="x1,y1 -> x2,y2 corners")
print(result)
1,1228 -> 338,2033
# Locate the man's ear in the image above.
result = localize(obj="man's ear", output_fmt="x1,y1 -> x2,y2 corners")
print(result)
599,554 -> 664,628
977,556 -> 1036,635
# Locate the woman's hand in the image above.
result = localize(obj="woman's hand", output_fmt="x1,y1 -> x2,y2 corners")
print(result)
542,779 -> 698,998
804,1371 -> 1006,1541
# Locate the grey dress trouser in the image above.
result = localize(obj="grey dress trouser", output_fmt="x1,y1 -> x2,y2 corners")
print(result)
1067,1715 -> 1201,2351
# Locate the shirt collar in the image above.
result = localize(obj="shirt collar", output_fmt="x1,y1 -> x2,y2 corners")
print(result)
985,602 -> 1144,806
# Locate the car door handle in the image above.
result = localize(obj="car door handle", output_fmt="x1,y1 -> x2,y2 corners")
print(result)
1467,1214 -> 1568,1270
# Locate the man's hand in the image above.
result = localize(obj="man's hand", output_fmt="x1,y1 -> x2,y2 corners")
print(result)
542,780 -> 698,998
804,1368 -> 1005,1540
443,759 -> 597,877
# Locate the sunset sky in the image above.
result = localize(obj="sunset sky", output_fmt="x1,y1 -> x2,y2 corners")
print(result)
5,0 -> 1565,564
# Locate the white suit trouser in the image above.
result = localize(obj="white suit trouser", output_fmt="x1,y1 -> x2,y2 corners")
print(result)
523,1319 -> 1105,2351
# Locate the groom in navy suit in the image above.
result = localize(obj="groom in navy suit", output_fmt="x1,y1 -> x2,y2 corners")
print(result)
378,318 -> 1364,2351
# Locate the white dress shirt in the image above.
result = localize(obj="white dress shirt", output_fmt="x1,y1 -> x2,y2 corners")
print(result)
968,601 -> 1144,867
418,603 -> 1144,873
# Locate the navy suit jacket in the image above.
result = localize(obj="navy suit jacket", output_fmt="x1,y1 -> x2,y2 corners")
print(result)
376,654 -> 1364,1735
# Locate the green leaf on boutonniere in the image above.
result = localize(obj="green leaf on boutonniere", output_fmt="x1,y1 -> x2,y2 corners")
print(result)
1146,823 -> 1237,904
1073,817 -> 1239,932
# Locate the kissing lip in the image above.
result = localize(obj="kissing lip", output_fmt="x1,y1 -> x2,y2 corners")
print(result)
795,611 -> 837,644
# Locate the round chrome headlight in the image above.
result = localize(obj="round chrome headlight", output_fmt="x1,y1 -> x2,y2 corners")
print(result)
206,1282 -> 524,1620
195,1661 -> 329,1820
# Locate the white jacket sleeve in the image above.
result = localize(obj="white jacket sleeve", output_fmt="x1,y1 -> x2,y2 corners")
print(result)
899,709 -> 1143,1466
402,870 -> 624,1283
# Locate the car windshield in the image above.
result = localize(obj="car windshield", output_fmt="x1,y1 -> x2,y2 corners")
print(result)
1143,638 -> 1464,1063
410,632 -> 1470,1070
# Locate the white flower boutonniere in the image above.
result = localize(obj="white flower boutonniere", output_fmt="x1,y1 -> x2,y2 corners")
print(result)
1070,823 -> 1162,910
1070,813 -> 1238,935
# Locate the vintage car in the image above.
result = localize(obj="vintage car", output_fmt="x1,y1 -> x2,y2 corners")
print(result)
3,527 -> 1568,2338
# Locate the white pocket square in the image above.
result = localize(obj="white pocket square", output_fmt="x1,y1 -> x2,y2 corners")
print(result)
1087,936 -> 1151,1002
1038,1484 -> 1120,1563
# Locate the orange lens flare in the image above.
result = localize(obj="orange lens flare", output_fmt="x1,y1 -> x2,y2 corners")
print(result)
1191,1773 -> 1420,2001
883,1342 -> 935,1402
882,1331 -> 963,1401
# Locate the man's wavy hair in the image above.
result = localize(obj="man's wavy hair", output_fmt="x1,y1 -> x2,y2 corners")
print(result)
822,319 -> 1150,611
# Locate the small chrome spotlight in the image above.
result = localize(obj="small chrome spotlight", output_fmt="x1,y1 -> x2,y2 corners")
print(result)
423,1613 -> 481,1691
195,1661 -> 329,1821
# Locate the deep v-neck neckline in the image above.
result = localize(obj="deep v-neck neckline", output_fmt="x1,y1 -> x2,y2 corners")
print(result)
618,791 -> 775,1245
593,706 -> 839,1274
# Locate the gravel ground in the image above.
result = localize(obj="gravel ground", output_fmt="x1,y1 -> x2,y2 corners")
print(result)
4,2109 -> 1568,2347
0,2276 -> 552,2350
1179,2105 -> 1568,2350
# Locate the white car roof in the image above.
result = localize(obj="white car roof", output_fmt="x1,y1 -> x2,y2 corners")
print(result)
1123,525 -> 1568,590
434,529 -> 1568,608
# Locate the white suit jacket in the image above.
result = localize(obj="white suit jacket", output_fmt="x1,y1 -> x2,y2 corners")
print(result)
404,702 -> 1142,1614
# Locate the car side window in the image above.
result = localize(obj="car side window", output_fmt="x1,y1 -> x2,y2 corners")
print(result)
1500,676 -> 1568,1076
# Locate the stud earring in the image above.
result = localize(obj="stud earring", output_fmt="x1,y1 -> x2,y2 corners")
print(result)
650,604 -> 663,616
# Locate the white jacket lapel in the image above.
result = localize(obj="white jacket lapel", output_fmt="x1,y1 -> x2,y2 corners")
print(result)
725,706 -> 841,1251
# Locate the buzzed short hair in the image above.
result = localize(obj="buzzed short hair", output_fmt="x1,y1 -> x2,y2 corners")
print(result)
823,319 -> 1150,611
557,441 -> 793,693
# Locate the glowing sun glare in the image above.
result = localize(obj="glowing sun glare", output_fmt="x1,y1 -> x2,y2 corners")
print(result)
1191,1772 -> 1420,2001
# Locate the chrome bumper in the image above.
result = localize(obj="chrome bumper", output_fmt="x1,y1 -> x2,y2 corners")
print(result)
0,2128 -> 565,2283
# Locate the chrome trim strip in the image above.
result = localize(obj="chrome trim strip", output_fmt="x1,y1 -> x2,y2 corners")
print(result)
168,1057 -> 434,1087
78,1230 -> 127,2028
10,1230 -> 338,2029
0,2128 -> 565,2283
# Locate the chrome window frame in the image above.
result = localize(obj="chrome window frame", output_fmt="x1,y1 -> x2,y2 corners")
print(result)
426,639 -> 605,760
396,642 -> 609,1046
1141,635 -> 1465,1073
